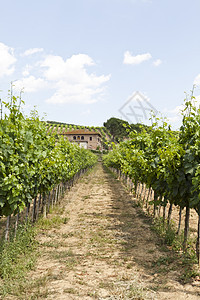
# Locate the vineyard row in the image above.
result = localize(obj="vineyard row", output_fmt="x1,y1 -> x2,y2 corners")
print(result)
0,95 -> 97,238
103,91 -> 200,265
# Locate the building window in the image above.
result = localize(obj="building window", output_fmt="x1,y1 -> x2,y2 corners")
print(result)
81,136 -> 84,140
73,136 -> 76,140
77,136 -> 80,140
90,136 -> 92,141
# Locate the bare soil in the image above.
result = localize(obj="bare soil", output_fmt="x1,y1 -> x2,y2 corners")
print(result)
21,163 -> 200,299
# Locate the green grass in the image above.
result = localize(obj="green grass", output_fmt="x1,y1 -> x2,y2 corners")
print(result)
99,280 -> 114,289
151,217 -> 200,282
64,287 -> 78,294
49,249 -> 80,270
0,222 -> 38,298
151,218 -> 178,246
41,240 -> 60,248
0,204 -> 70,298
89,230 -> 114,247
37,215 -> 69,230
82,195 -> 90,200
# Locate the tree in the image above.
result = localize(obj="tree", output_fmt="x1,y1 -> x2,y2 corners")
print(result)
103,117 -> 149,142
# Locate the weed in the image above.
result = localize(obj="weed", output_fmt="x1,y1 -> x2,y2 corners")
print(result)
90,231 -> 114,247
147,249 -> 154,254
126,263 -> 133,269
62,232 -> 74,238
64,287 -> 77,294
65,257 -> 79,269
82,195 -> 90,200
180,266 -> 200,283
50,206 -> 66,215
87,291 -> 97,297
99,281 -> 114,289
151,218 -> 177,246
62,233 -> 69,238
41,241 -> 60,248
151,217 -> 200,282
49,249 -> 80,269
37,215 -> 69,230
153,256 -> 174,267
132,201 -> 142,208
77,279 -> 86,285
51,249 -> 75,260
0,222 -> 38,297
127,285 -> 146,299
0,223 -> 37,280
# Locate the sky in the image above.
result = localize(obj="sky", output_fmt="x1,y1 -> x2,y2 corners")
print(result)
0,0 -> 200,128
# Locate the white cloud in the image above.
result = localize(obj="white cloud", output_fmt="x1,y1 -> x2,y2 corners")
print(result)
153,59 -> 162,67
162,99 -> 200,129
14,76 -> 48,93
81,109 -> 91,116
165,96 -> 200,118
22,64 -> 33,77
22,48 -> 44,56
194,74 -> 200,86
123,51 -> 152,65
3,46 -> 110,105
164,105 -> 184,115
41,54 -> 110,104
167,115 -> 181,124
41,54 -> 95,81
0,42 -> 16,78
162,105 -> 183,129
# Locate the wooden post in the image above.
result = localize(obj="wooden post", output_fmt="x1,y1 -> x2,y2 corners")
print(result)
183,205 -> 190,252
153,193 -> 158,219
52,188 -> 55,208
142,184 -> 146,204
163,205 -> 166,225
136,182 -> 139,199
47,192 -> 51,214
176,206 -> 183,235
167,203 -> 173,226
43,194 -> 47,218
14,213 -> 19,238
54,186 -> 58,205
196,213 -> 200,266
57,185 -> 60,203
25,203 -> 30,223
5,216 -> 10,241
145,188 -> 151,208
158,204 -> 161,218
32,196 -> 37,222
36,193 -> 42,220
140,183 -> 144,201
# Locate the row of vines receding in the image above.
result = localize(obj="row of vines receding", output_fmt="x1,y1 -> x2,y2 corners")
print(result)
103,89 -> 200,266
0,92 -> 97,241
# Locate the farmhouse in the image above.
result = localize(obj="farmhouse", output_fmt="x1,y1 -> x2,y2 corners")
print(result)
60,129 -> 102,150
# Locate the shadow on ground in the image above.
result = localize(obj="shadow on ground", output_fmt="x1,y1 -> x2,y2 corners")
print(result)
102,166 -> 197,293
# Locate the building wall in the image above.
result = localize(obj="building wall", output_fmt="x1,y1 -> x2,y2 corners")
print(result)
63,134 -> 101,150
72,141 -> 88,149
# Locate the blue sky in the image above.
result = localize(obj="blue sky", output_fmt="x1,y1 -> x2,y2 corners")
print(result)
0,0 -> 200,128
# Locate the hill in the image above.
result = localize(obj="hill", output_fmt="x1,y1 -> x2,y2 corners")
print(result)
46,117 -> 150,149
46,121 -> 112,150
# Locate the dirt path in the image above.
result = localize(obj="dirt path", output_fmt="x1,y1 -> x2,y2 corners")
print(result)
27,163 -> 200,299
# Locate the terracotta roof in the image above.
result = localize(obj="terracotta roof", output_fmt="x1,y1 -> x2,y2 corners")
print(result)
60,129 -> 101,136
